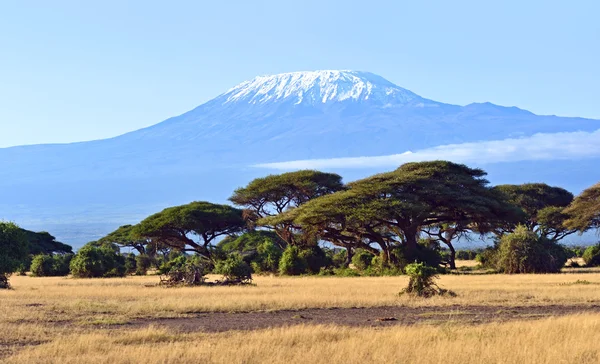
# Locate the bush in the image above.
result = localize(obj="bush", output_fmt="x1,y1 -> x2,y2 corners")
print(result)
279,246 -> 308,275
30,254 -> 72,277
0,221 -> 29,289
159,255 -> 208,286
299,246 -> 331,274
393,240 -> 443,270
70,244 -> 126,278
249,240 -> 282,274
135,254 -> 152,275
124,253 -> 137,274
495,226 -> 568,274
351,249 -> 375,271
582,244 -> 600,267
214,253 -> 252,283
456,250 -> 478,260
400,262 -> 453,297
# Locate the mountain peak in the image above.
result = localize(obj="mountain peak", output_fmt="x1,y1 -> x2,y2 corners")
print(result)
219,70 -> 421,106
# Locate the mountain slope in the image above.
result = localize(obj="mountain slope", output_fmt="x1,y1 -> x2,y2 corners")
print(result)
0,70 -> 599,246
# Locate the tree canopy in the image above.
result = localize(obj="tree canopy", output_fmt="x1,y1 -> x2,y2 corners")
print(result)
270,161 -> 517,265
133,201 -> 245,259
230,170 -> 344,245
21,229 -> 72,255
492,183 -> 575,241
98,225 -> 148,254
564,182 -> 600,232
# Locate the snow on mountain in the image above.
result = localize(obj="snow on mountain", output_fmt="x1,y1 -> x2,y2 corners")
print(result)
219,70 -> 423,105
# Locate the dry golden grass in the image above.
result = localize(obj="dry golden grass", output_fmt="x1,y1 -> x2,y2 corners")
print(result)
2,272 -> 600,325
4,314 -> 600,364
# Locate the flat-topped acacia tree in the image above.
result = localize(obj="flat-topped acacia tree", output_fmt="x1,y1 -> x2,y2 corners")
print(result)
133,201 -> 245,260
229,170 -> 344,246
492,183 -> 576,241
564,182 -> 600,232
277,161 -> 517,265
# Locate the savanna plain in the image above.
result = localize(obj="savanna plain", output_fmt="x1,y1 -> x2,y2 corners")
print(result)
2,262 -> 600,364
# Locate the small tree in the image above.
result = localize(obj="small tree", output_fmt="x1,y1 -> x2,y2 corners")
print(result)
351,249 -> 375,271
70,244 -> 126,278
214,253 -> 252,283
30,254 -> 72,277
135,254 -> 152,275
0,222 -> 29,288
495,226 -> 568,273
279,246 -> 308,275
582,244 -> 600,267
159,255 -> 207,286
400,262 -> 452,297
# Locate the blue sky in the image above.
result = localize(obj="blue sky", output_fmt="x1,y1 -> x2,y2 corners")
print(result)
1,0 -> 598,148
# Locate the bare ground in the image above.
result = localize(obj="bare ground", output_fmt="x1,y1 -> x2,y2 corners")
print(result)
128,304 -> 600,333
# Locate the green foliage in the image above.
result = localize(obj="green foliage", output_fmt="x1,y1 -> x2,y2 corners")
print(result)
99,225 -> 148,254
495,226 -> 568,273
251,239 -> 283,273
400,262 -> 452,297
21,229 -> 72,255
30,254 -> 72,277
564,183 -> 600,232
299,245 -> 331,274
475,248 -> 497,268
231,170 -> 344,246
135,254 -> 152,275
124,253 -> 137,274
582,244 -> 600,267
0,221 -> 29,288
159,255 -> 207,286
493,183 -> 575,240
219,231 -> 286,253
214,253 -> 252,283
134,201 -> 245,259
69,243 -> 126,278
456,250 -> 478,260
278,246 -> 308,275
351,249 -> 375,271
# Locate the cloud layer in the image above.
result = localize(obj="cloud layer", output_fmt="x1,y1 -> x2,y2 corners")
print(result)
254,129 -> 600,170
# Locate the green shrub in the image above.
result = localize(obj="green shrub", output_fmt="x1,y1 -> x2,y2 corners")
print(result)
351,249 -> 375,271
456,250 -> 478,260
0,221 -> 29,289
475,248 -> 497,268
124,253 -> 137,274
214,253 -> 252,283
30,254 -> 72,277
583,244 -> 600,267
299,246 -> 331,274
135,254 -> 152,275
400,262 -> 453,297
70,244 -> 126,278
495,226 -> 568,274
393,240 -> 443,270
249,240 -> 282,274
279,246 -> 308,275
159,255 -> 208,286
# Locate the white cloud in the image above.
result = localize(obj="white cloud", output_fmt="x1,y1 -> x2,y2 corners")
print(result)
254,129 -> 600,170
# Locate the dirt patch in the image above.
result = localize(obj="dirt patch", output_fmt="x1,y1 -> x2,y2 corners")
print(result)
131,304 -> 600,333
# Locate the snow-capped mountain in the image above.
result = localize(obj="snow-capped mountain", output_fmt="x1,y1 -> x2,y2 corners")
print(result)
0,70 -> 599,247
221,70 -> 424,105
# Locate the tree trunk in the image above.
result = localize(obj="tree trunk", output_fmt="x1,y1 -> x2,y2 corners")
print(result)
404,228 -> 419,263
448,243 -> 456,270
345,246 -> 353,267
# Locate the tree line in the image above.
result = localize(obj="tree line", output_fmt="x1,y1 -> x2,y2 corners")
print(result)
3,160 -> 600,287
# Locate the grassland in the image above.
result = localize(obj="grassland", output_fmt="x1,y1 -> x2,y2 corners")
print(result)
2,267 -> 600,363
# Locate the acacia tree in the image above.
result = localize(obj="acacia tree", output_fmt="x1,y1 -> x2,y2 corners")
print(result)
262,190 -> 383,266
229,170 -> 344,246
0,222 -> 29,288
345,161 -> 517,262
99,225 -> 149,254
492,183 -> 576,241
564,182 -> 600,232
133,201 -> 245,260
273,161 -> 516,266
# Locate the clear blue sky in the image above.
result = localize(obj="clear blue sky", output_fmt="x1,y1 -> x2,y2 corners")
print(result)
1,0 -> 598,148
